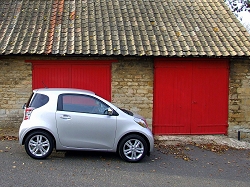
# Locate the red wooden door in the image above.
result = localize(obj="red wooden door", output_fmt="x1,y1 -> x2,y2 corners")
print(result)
32,64 -> 71,88
153,62 -> 193,134
71,63 -> 111,101
31,61 -> 112,101
153,58 -> 229,135
191,61 -> 229,134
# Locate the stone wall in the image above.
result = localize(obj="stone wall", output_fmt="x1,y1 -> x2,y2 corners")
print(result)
112,57 -> 154,127
0,57 -> 32,128
0,56 -> 154,129
229,58 -> 250,140
1,55 -> 250,140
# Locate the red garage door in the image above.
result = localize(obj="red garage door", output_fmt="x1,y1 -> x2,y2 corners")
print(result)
153,58 -> 229,135
30,60 -> 112,101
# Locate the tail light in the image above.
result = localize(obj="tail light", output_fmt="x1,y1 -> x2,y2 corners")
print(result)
24,107 -> 34,120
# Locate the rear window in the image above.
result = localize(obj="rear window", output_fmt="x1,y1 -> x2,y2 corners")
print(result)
28,93 -> 49,109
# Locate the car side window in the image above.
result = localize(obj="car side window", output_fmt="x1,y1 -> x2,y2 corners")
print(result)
29,93 -> 49,109
58,94 -> 109,115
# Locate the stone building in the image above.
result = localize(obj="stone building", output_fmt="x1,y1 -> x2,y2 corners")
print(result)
0,0 -> 250,139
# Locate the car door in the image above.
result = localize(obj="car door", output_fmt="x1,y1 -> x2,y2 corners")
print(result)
55,94 -> 117,150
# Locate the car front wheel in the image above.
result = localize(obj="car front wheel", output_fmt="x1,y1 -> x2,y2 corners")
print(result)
24,131 -> 53,159
118,134 -> 148,162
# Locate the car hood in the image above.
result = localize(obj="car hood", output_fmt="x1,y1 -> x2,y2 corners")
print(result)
120,108 -> 145,120
133,113 -> 146,120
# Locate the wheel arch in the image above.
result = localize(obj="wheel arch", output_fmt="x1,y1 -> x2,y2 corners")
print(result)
21,128 -> 56,149
117,132 -> 151,156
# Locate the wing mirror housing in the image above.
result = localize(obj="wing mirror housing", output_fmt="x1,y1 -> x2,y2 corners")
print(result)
107,108 -> 113,116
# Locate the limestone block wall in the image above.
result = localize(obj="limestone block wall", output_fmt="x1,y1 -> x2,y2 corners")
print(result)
1,55 -> 250,140
0,57 -> 32,128
112,57 -> 154,127
229,58 -> 250,139
0,56 -> 154,129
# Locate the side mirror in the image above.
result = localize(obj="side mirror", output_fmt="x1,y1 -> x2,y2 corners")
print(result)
105,108 -> 113,116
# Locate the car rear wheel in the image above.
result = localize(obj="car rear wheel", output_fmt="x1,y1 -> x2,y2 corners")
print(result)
24,131 -> 53,159
118,134 -> 148,162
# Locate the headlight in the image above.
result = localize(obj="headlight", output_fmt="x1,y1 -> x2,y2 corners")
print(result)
134,117 -> 148,128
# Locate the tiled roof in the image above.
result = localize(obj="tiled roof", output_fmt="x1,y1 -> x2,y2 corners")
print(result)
0,0 -> 249,57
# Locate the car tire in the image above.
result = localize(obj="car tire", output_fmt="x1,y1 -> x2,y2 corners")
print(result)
118,134 -> 148,162
24,131 -> 54,159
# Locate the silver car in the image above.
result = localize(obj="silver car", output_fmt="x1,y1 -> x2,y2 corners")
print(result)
19,88 -> 154,162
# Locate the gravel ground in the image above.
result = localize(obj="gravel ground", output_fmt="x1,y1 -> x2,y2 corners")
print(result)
1,139 -> 250,187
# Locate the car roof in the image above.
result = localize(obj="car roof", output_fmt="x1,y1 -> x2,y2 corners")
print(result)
33,88 -> 95,95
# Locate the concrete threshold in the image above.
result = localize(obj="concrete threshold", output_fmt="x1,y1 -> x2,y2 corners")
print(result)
154,135 -> 250,149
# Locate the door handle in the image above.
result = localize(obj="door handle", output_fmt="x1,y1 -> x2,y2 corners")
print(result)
60,115 -> 71,120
